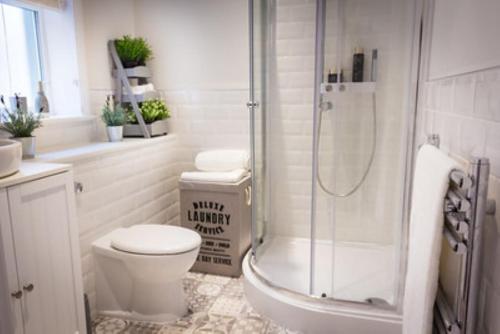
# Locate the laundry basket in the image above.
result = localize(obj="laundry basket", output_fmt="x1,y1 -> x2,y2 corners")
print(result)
179,175 -> 251,277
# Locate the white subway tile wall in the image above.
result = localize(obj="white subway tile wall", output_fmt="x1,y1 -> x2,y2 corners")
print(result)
162,89 -> 250,155
420,66 -> 500,334
266,0 -> 414,244
73,137 -> 186,317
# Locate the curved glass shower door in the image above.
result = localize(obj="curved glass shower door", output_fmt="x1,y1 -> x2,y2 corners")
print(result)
249,0 -> 418,307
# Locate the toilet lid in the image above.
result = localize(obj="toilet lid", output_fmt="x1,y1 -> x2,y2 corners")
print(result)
111,225 -> 201,255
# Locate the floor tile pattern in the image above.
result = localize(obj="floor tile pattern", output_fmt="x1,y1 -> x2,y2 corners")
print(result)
93,272 -> 299,334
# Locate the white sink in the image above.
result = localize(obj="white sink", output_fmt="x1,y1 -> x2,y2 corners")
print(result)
0,139 -> 22,178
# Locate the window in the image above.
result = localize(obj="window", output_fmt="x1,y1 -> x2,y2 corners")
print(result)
0,2 -> 43,112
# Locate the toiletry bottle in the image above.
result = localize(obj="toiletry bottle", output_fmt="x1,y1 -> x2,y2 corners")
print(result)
328,67 -> 338,83
352,47 -> 364,82
371,49 -> 378,82
35,81 -> 49,114
339,69 -> 344,83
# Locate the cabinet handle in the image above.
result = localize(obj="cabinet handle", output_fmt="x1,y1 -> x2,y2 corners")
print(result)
11,290 -> 22,299
23,283 -> 34,292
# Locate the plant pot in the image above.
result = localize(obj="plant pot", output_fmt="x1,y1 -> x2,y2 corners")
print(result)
13,136 -> 36,159
122,60 -> 140,68
123,119 -> 169,137
106,126 -> 123,142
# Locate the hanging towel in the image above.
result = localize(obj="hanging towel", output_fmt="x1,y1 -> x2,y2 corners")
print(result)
195,150 -> 250,172
403,144 -> 462,334
180,169 -> 248,183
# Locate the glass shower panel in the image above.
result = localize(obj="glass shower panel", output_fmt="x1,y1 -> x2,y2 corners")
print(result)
311,0 -> 416,303
250,0 -> 314,295
249,0 -> 417,307
250,0 -> 268,255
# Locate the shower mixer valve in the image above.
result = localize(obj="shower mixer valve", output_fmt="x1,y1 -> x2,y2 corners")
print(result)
319,101 -> 333,112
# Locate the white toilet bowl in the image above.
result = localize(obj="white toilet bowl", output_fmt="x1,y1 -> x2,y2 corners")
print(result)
92,224 -> 201,322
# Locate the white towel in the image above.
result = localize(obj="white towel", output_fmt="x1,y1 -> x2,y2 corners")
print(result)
403,144 -> 461,334
123,83 -> 155,95
195,150 -> 249,172
180,169 -> 248,183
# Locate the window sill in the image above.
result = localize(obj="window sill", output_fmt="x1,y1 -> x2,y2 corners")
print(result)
40,115 -> 97,127
34,134 -> 177,164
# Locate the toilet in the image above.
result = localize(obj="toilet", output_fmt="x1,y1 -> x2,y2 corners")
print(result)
92,224 -> 201,322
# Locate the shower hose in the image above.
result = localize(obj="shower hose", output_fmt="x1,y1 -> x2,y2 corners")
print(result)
316,93 -> 377,197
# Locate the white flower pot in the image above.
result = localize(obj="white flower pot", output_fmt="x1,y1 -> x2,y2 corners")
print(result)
13,136 -> 36,159
106,126 -> 123,142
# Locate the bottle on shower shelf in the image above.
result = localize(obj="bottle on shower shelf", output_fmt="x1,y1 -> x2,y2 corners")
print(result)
327,67 -> 338,83
352,47 -> 364,82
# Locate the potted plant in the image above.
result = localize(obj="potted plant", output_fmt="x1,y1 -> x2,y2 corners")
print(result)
124,99 -> 170,137
101,96 -> 126,142
0,99 -> 42,159
114,35 -> 153,68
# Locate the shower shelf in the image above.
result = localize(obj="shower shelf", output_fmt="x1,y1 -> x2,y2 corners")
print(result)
321,82 -> 376,94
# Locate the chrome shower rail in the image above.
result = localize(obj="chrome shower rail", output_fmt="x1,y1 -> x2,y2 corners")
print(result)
428,135 -> 497,334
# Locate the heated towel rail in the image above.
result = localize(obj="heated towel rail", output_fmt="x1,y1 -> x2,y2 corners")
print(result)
429,135 -> 496,334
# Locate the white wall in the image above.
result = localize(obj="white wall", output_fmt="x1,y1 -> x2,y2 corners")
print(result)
41,0 -> 83,116
428,0 -> 500,79
134,0 -> 248,91
419,1 -> 500,332
80,0 -> 250,153
134,0 -> 250,155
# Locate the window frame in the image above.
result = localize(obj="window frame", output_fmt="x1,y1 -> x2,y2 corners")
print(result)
0,0 -> 45,110
0,0 -> 89,119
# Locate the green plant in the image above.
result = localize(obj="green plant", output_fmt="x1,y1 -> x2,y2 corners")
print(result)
115,35 -> 153,68
127,99 -> 170,124
101,97 -> 126,126
0,106 -> 42,137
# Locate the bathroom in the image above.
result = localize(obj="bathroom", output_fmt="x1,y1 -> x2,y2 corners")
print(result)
0,0 -> 499,333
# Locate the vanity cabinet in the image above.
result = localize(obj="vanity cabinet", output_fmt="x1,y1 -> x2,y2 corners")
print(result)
0,167 -> 86,334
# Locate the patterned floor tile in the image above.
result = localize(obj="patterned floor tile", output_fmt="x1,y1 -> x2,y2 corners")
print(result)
196,282 -> 222,297
93,273 -> 297,334
231,316 -> 268,334
209,296 -> 246,317
222,278 -> 245,298
94,318 -> 128,334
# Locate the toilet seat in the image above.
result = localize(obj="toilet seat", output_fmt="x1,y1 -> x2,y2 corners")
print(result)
110,224 -> 201,255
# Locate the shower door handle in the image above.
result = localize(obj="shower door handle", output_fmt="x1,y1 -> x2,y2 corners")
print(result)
245,186 -> 252,206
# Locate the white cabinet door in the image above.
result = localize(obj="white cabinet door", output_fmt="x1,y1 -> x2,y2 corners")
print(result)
8,172 -> 86,334
0,189 -> 24,334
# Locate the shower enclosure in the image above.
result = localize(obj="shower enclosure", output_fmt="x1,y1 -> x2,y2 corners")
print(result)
244,0 -> 421,332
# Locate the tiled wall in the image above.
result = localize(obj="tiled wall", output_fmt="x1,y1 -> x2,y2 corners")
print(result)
267,0 -> 415,244
81,0 -> 251,160
420,67 -> 500,333
161,89 -> 249,159
70,137 -> 185,317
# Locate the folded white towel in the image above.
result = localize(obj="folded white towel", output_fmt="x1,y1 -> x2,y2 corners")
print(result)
195,150 -> 249,172
180,169 -> 248,183
123,83 -> 155,95
403,144 -> 461,334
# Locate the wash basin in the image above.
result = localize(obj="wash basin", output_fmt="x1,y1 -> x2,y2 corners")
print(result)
0,139 -> 22,178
